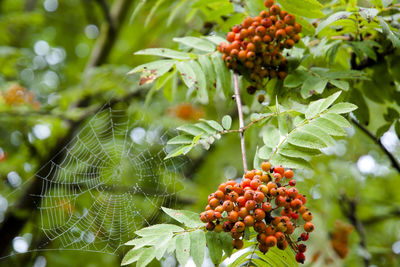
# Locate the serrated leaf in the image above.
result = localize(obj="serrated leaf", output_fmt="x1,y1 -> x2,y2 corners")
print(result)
379,18 -> 400,48
167,135 -> 193,145
164,145 -> 192,159
176,232 -> 190,266
222,115 -> 232,130
177,124 -> 205,136
311,117 -> 346,136
121,248 -> 144,265
206,231 -> 223,265
276,96 -> 288,135
287,130 -> 328,149
189,60 -> 209,104
263,126 -> 281,148
329,80 -> 349,91
271,153 -> 311,169
316,11 -> 353,34
259,145 -> 273,160
300,124 -> 335,146
195,122 -> 217,135
278,142 -> 321,158
198,55 -> 217,91
212,52 -> 232,98
135,48 -> 193,60
128,60 -> 176,85
305,91 -> 341,119
219,232 -> 233,258
155,235 -> 172,260
190,230 -> 206,267
200,119 -> 224,132
137,247 -> 156,267
321,113 -> 352,128
162,207 -> 204,227
125,235 -> 166,249
134,224 -> 183,237
328,102 -> 357,114
173,37 -> 216,52
278,0 -> 325,18
301,76 -> 328,98
176,61 -> 197,91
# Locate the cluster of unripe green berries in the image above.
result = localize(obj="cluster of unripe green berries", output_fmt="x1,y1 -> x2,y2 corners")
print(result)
218,0 -> 302,91
200,162 -> 313,264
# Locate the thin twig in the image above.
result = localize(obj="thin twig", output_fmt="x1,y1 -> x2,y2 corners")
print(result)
233,74 -> 248,172
351,118 -> 400,173
340,193 -> 370,267
246,243 -> 258,267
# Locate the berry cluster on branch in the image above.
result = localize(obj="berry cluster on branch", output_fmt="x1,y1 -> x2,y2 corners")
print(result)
200,162 -> 313,264
218,0 -> 302,91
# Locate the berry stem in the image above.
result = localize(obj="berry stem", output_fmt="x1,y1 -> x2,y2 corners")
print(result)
233,73 -> 248,172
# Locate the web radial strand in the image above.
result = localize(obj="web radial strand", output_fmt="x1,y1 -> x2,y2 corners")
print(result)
34,106 -> 186,253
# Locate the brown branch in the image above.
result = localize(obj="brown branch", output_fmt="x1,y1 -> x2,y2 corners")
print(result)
351,118 -> 400,173
233,74 -> 248,172
340,193 -> 370,267
85,0 -> 131,71
0,0 -> 134,257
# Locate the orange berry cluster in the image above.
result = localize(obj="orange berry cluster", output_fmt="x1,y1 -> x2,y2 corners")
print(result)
200,162 -> 313,264
218,0 -> 302,89
2,83 -> 40,109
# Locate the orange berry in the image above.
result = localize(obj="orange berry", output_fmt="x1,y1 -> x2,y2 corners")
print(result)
245,200 -> 256,211
233,183 -> 244,194
273,173 -> 282,182
242,178 -> 251,188
290,199 -> 302,210
223,221 -> 234,232
250,179 -> 261,190
284,14 -> 296,25
215,205 -> 224,213
206,222 -> 215,231
230,229 -> 242,239
294,22 -> 302,33
275,29 -> 286,40
285,26 -> 295,37
242,17 -> 253,28
228,211 -> 239,223
238,207 -> 248,218
254,191 -> 265,203
234,221 -> 246,232
229,191 -> 239,202
265,226 -> 275,236
227,32 -> 235,42
261,18 -> 273,28
237,196 -> 247,207
206,210 -> 215,221
261,161 -> 271,172
244,215 -> 255,226
293,34 -> 300,43
259,242 -> 269,254
254,208 -> 266,221
277,239 -> 288,250
256,26 -> 266,36
275,231 -> 285,242
265,235 -> 277,247
232,239 -> 244,249
254,221 -> 267,233
274,166 -> 285,175
275,20 -> 286,29
304,222 -> 314,232
270,4 -> 280,15
214,223 -> 223,233
302,211 -> 313,222
223,200 -> 234,212
262,202 -> 272,212
264,0 -> 274,8
214,190 -> 225,200
244,189 -> 255,200
287,188 -> 298,198
284,39 -> 295,49
200,212 -> 208,223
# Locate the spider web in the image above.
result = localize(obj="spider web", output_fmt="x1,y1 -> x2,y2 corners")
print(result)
26,105 -> 186,254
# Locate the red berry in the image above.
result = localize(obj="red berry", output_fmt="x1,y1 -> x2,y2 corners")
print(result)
300,232 -> 309,241
289,179 -> 296,186
295,252 -> 306,264
298,244 -> 307,253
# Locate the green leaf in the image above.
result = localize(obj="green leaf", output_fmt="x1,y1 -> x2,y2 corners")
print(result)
176,61 -> 197,91
137,247 -> 156,267
305,91 -> 341,119
198,55 -> 217,91
316,11 -> 352,34
259,145 -> 273,160
310,117 -> 347,136
376,123 -> 392,138
329,80 -> 349,91
271,153 -> 311,169
222,115 -> 232,130
278,0 -> 325,18
135,48 -> 193,60
212,52 -> 232,98
134,224 -> 183,237
276,96 -> 288,136
321,113 -> 352,128
155,235 -> 172,260
287,130 -> 328,149
176,232 -> 191,266
164,145 -> 192,159
278,142 -> 321,158
206,231 -> 223,265
283,69 -> 309,88
189,60 -> 209,104
200,119 -> 224,132
190,230 -> 206,267
125,235 -> 168,249
162,207 -> 204,228
128,60 -> 176,85
206,36 -> 227,45
328,102 -> 357,114
263,126 -> 280,148
219,232 -> 233,258
194,122 -> 216,135
177,124 -> 205,136
300,124 -> 335,146
350,89 -> 369,125
144,0 -> 165,27
173,37 -> 216,52
121,248 -> 144,265
378,18 -> 400,48
167,135 -> 193,145
301,76 -> 328,98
